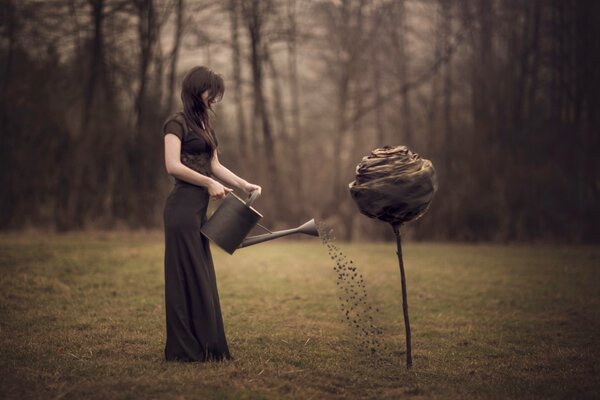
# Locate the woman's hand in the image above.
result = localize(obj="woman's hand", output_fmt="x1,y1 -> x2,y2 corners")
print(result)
241,181 -> 262,197
207,179 -> 233,200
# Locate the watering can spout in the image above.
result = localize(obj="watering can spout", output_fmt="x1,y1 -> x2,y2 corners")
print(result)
239,218 -> 319,249
200,192 -> 320,254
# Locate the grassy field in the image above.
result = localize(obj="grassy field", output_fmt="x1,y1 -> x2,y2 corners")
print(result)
0,231 -> 599,399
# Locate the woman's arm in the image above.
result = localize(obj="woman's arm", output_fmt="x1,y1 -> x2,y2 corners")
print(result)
210,151 -> 261,196
164,134 -> 232,199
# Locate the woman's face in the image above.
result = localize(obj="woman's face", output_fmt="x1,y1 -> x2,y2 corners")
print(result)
201,90 -> 221,107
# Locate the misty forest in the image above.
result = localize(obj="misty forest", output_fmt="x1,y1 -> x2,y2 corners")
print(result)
1,0 -> 599,243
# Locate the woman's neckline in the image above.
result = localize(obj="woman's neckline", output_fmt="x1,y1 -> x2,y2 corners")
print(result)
179,111 -> 207,132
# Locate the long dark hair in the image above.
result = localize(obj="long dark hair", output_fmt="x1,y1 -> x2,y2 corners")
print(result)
180,66 -> 224,156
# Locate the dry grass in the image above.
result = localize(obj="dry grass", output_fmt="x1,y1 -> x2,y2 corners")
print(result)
0,231 -> 598,399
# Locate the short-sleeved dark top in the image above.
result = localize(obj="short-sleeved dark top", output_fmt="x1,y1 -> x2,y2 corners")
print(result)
163,111 -> 218,178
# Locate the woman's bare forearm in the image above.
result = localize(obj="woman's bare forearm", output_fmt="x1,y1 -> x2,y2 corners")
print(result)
211,164 -> 247,190
168,163 -> 216,188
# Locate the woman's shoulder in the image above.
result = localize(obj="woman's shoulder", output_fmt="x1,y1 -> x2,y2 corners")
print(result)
163,111 -> 185,126
162,111 -> 188,141
163,111 -> 187,131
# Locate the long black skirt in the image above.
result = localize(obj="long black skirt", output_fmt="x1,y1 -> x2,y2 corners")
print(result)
163,181 -> 232,362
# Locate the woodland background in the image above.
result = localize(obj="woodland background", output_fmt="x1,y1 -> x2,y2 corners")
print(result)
1,0 -> 598,242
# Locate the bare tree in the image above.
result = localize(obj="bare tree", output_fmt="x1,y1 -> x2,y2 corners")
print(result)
167,0 -> 184,112
388,0 -> 413,148
134,0 -> 158,130
228,0 -> 248,163
242,0 -> 281,215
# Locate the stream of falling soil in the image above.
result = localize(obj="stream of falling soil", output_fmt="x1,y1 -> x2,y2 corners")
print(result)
316,222 -> 389,364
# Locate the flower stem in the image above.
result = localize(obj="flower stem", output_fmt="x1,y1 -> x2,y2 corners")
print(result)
392,223 -> 412,368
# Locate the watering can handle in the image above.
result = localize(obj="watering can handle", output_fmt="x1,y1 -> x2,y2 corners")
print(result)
244,189 -> 260,206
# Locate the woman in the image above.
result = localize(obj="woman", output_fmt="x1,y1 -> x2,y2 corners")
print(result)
162,66 -> 261,362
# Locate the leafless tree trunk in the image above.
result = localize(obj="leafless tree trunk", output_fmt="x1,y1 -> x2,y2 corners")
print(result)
65,0 -> 110,229
526,0 -> 541,119
286,0 -> 304,219
135,0 -> 157,130
167,0 -> 184,112
427,3 -> 441,150
441,0 -> 453,175
372,27 -> 386,147
265,45 -> 289,144
242,0 -> 281,214
229,0 -> 248,163
1,0 -> 16,100
82,0 -> 105,131
389,0 -> 413,148
328,0 -> 367,234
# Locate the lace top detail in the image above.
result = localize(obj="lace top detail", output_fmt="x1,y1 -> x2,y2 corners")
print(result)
180,152 -> 212,176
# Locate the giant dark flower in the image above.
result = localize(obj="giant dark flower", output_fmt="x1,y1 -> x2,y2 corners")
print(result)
348,145 -> 438,226
348,145 -> 438,369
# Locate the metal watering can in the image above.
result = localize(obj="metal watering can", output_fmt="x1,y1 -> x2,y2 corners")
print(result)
200,191 -> 319,254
